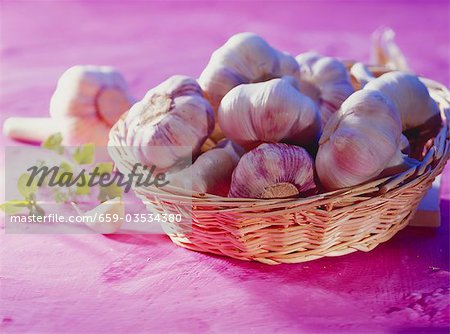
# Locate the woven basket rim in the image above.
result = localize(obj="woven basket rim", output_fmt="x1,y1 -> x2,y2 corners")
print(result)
108,73 -> 450,208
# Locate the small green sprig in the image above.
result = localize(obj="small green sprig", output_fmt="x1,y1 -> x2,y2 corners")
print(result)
1,133 -> 123,217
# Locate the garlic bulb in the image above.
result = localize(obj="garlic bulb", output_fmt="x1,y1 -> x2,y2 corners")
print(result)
124,75 -> 214,171
316,89 -> 417,191
296,52 -> 354,126
229,143 -> 316,199
168,142 -> 243,196
364,71 -> 441,133
199,32 -> 299,113
3,65 -> 134,146
218,78 -> 321,150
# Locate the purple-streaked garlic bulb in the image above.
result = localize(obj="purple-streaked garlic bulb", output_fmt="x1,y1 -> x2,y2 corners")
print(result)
199,33 -> 299,112
124,75 -> 214,171
3,65 -> 134,146
168,142 -> 243,196
316,89 -> 418,191
295,52 -> 354,126
229,143 -> 317,199
218,78 -> 321,150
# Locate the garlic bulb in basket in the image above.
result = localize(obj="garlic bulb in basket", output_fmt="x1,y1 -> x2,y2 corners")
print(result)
218,78 -> 321,150
124,75 -> 214,171
169,142 -> 242,197
364,71 -> 441,134
296,52 -> 354,126
199,32 -> 299,113
316,89 -> 418,191
229,143 -> 317,199
351,63 -> 441,133
4,65 -> 134,146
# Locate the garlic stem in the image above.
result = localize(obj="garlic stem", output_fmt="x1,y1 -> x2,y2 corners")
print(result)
350,62 -> 375,88
3,117 -> 61,143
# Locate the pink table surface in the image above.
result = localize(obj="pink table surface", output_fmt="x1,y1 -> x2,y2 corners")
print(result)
1,1 -> 449,333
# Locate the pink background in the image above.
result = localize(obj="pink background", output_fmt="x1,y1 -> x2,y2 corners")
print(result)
1,1 -> 449,333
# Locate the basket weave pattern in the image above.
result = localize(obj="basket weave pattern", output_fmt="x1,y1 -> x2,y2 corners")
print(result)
109,77 -> 450,264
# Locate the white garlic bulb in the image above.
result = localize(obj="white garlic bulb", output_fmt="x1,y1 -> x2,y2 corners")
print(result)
124,75 -> 214,171
199,32 -> 299,112
316,89 -> 417,191
296,52 -> 354,126
168,142 -> 243,196
364,71 -> 441,133
3,65 -> 134,146
229,143 -> 317,199
218,78 -> 321,150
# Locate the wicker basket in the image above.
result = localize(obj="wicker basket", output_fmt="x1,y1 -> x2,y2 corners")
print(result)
109,73 -> 450,265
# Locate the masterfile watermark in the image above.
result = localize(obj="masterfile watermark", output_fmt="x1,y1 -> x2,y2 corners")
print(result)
26,163 -> 170,193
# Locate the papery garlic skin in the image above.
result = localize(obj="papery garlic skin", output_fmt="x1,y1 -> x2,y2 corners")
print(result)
399,134 -> 410,155
215,139 -> 245,164
316,89 -> 404,190
296,52 -> 354,126
372,27 -> 410,72
364,71 -> 441,132
218,78 -> 321,150
199,32 -> 299,112
229,143 -> 316,199
124,75 -> 214,171
168,145 -> 241,196
50,65 -> 134,126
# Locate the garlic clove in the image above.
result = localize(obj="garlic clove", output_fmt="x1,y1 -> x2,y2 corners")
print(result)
82,197 -> 124,234
229,143 -> 317,199
218,78 -> 321,151
316,89 -> 406,190
124,75 -> 214,171
296,53 -> 354,126
168,147 -> 239,196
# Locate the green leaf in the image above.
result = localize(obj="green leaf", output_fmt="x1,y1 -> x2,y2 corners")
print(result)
95,162 -> 114,175
17,174 -> 38,199
59,161 -> 73,174
0,200 -> 29,214
98,183 -> 123,202
72,143 -> 95,165
52,189 -> 69,203
76,183 -> 90,196
42,133 -> 64,154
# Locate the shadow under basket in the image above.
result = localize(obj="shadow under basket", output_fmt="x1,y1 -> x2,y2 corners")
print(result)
109,75 -> 450,265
